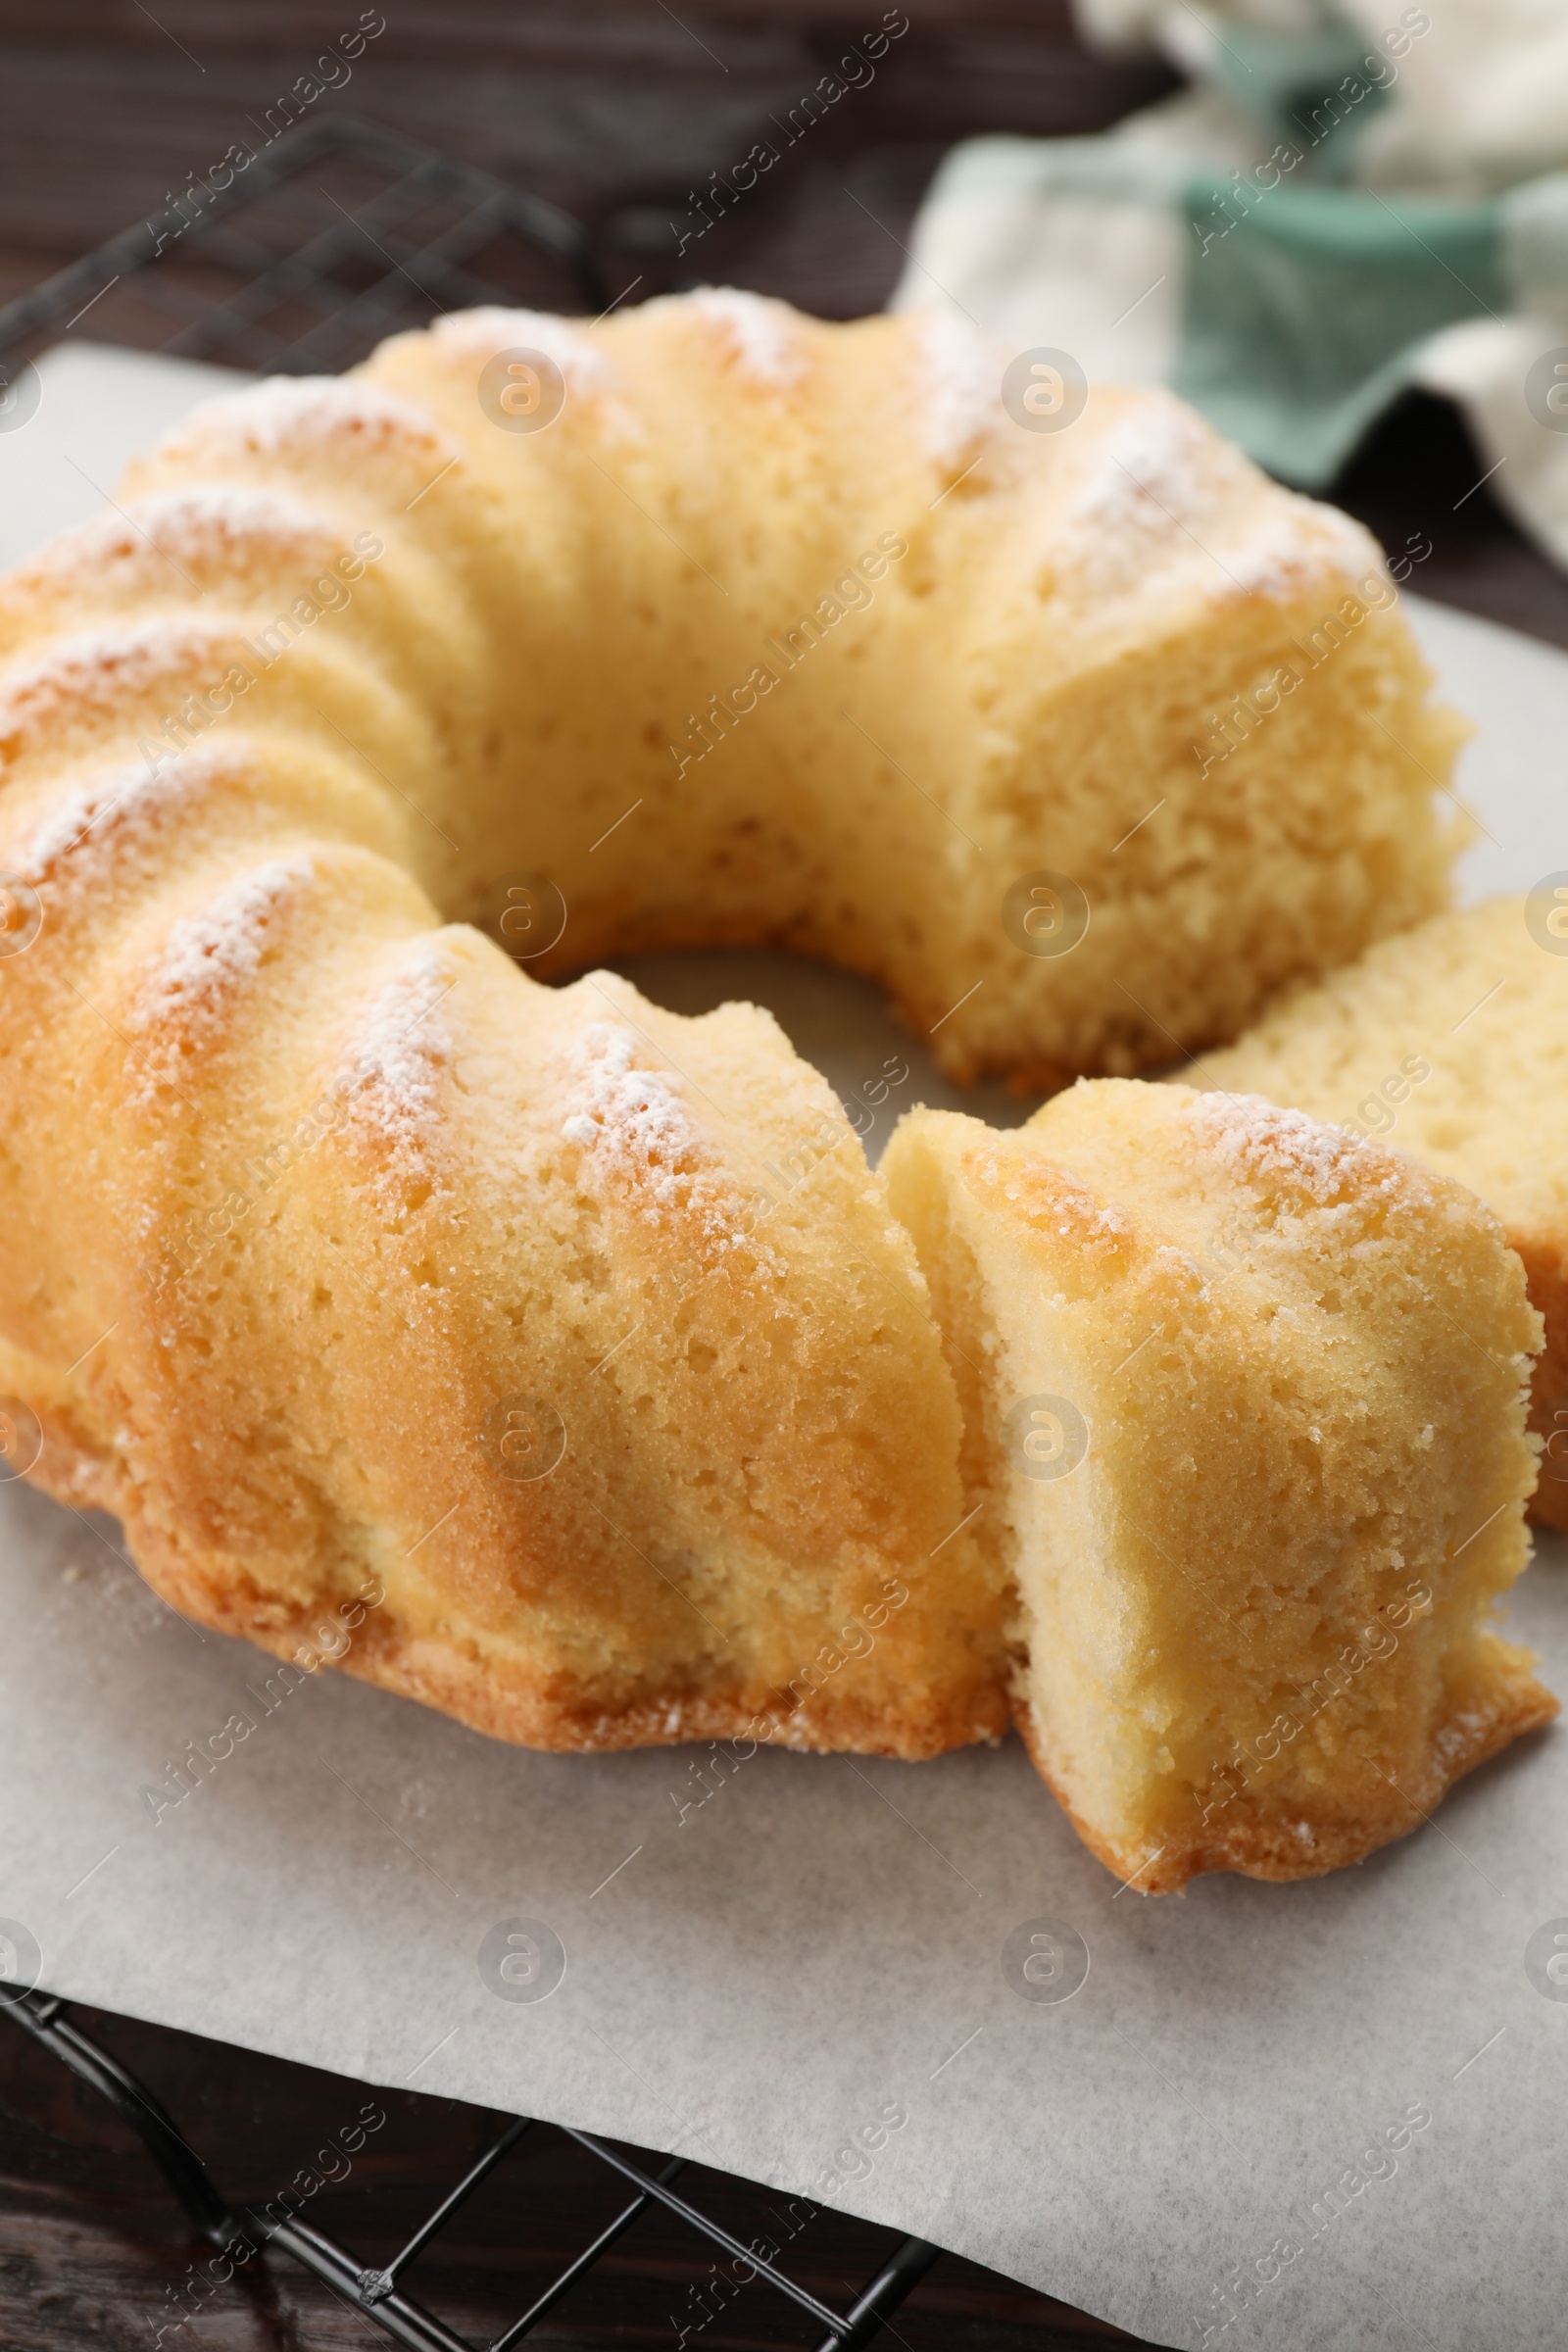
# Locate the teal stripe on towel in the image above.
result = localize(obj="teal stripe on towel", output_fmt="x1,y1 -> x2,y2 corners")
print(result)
1174,181 -> 1506,487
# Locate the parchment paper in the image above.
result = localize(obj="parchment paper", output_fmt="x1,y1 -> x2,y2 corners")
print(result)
4,344 -> 1568,2352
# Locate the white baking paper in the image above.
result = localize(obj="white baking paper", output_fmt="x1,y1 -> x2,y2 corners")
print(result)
4,345 -> 1568,2352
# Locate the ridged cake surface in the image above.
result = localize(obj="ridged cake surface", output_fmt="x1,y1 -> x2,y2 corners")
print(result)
1186,895 -> 1568,1532
884,1080 -> 1549,1888
0,291 -> 1466,1758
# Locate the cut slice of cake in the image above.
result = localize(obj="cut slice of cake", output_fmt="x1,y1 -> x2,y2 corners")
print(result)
1184,896 -> 1568,1530
883,1079 -> 1552,1891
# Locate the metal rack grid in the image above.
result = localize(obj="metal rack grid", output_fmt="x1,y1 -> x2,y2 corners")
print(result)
0,114 -> 939,2349
3,1989 -> 938,2347
0,112 -> 609,382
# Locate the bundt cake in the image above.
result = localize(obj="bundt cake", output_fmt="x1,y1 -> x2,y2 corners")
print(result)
368,295 -> 1461,1089
0,288 -> 1472,1769
1185,895 -> 1568,1533
883,1081 -> 1550,1890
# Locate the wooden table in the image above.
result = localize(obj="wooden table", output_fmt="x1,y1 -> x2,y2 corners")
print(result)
0,4 -> 1555,2345
0,1996 -> 1139,2347
1,0 -> 1562,648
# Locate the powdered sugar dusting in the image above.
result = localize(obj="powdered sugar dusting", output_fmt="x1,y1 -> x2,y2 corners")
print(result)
561,1014 -> 772,1265
430,306 -> 613,394
0,614 -> 241,758
428,306 -> 646,441
1219,497 -> 1386,603
562,1021 -> 704,1191
1060,398 -> 1219,595
147,376 -> 457,469
1433,1708 -> 1493,1767
27,486 -> 345,595
19,763 -> 164,879
1215,514 -> 1330,604
1313,499 -> 1384,570
1183,1090 -> 1383,1205
336,937 -> 459,1186
1056,394 -> 1383,608
15,736 -> 265,882
129,853 -> 316,1095
918,311 -> 1005,468
975,1148 -> 1132,1247
687,287 -> 806,387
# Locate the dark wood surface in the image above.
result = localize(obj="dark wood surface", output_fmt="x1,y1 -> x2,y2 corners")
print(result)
0,0 -> 1563,646
0,5 -> 1558,2348
0,2000 -> 1141,2349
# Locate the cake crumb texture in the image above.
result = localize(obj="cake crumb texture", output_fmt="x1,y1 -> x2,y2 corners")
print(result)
884,1079 -> 1551,1891
1187,896 -> 1568,1531
0,293 -> 1474,1762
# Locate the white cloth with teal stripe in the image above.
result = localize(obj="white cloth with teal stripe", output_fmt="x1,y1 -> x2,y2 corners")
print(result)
890,0 -> 1568,571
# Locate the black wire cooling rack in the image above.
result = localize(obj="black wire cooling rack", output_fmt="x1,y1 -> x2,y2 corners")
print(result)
0,111 -> 608,382
0,117 -> 940,2349
2,1989 -> 937,2348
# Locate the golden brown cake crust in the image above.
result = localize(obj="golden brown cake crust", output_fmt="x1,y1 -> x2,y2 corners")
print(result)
886,1082 -> 1552,1891
1511,1235 -> 1568,1534
0,294 -> 1466,1766
1014,1671 -> 1556,1893
1183,897 -> 1568,1535
25,1331 -> 1007,1763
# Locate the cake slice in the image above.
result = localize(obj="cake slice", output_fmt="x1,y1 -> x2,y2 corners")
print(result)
1183,895 -> 1568,1530
883,1079 -> 1552,1891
